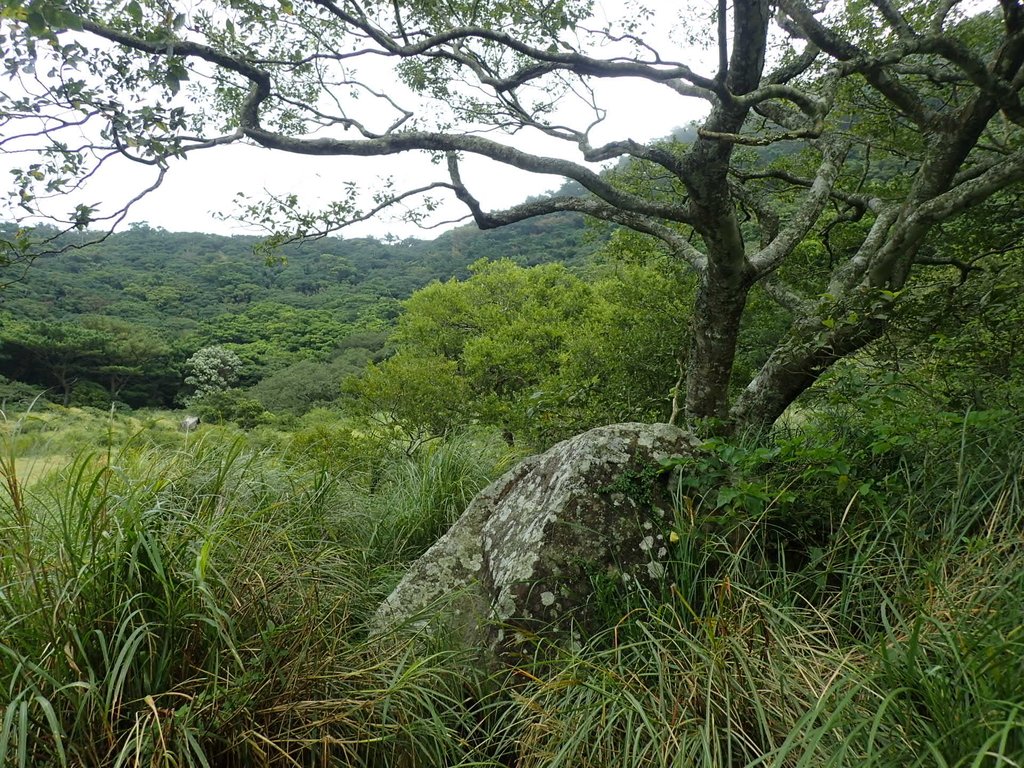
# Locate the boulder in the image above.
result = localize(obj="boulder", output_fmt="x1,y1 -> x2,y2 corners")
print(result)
372,422 -> 701,652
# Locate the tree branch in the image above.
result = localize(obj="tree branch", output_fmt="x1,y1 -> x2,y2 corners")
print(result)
913,147 -> 1024,223
243,126 -> 698,227
750,137 -> 849,274
307,0 -> 730,97
445,154 -> 707,269
869,0 -> 918,40
762,274 -> 814,315
778,0 -> 947,130
827,206 -> 900,295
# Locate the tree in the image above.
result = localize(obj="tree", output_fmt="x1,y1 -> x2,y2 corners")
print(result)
343,352 -> 473,449
564,260 -> 697,428
0,319 -> 109,405
251,348 -> 377,415
362,259 -> 696,445
389,259 -> 594,442
78,315 -> 171,400
182,345 -> 243,404
3,0 -> 1024,432
0,314 -> 177,406
189,387 -> 272,428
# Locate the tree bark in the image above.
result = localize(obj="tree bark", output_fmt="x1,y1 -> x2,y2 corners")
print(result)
57,373 -> 73,407
677,0 -> 770,424
685,263 -> 755,423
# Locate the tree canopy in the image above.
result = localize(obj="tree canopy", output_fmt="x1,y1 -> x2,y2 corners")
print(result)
2,0 -> 1024,431
349,258 -> 694,445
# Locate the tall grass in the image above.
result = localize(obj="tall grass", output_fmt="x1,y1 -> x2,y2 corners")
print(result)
480,412 -> 1024,768
1,407 -> 1022,766
367,431 -> 516,561
0,415 -> 503,767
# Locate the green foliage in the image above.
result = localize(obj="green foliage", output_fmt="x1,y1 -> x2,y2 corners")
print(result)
664,430 -> 875,553
0,318 -> 110,406
66,379 -> 111,409
359,258 -> 691,447
876,244 -> 1024,414
78,315 -> 172,398
344,352 -> 472,446
396,258 -> 593,362
2,397 -> 1024,766
285,408 -> 400,484
0,214 -> 595,415
189,388 -> 272,429
250,353 -> 364,415
0,376 -> 42,410
0,311 -> 177,408
194,301 -> 367,374
182,345 -> 243,402
558,260 -> 693,427
0,218 -> 590,333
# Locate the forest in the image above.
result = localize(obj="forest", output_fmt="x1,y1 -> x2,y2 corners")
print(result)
2,0 -> 1024,765
0,211 -> 596,413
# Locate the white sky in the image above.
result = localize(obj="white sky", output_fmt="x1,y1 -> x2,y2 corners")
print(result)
2,0 -> 719,240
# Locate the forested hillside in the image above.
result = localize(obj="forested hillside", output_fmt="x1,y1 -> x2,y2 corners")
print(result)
0,211 -> 598,409
3,0 -> 1024,765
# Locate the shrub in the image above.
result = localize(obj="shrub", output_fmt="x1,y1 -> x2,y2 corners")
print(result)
0,376 -> 45,411
190,388 -> 273,429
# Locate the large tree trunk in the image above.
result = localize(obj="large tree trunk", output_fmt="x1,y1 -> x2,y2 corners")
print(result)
685,264 -> 754,423
726,83 -> 1023,432
676,0 -> 769,423
58,376 -> 73,407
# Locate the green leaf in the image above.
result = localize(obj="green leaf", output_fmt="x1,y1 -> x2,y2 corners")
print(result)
0,692 -> 18,767
715,486 -> 742,508
126,0 -> 142,24
0,5 -> 29,22
32,696 -> 66,767
26,9 -> 46,34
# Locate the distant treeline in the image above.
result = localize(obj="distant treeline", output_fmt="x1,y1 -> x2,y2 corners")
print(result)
0,211 -> 600,410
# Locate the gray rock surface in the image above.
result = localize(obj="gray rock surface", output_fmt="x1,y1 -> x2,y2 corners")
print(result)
372,422 -> 701,651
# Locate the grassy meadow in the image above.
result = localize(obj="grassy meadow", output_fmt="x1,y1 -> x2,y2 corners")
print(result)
1,401 -> 1023,767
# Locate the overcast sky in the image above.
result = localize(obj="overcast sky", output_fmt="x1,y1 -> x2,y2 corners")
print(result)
2,0 -> 718,240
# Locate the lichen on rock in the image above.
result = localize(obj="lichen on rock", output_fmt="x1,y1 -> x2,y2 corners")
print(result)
370,422 -> 701,653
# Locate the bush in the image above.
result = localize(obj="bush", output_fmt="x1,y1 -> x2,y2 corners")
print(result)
67,379 -> 110,408
190,388 -> 273,429
0,376 -> 45,411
